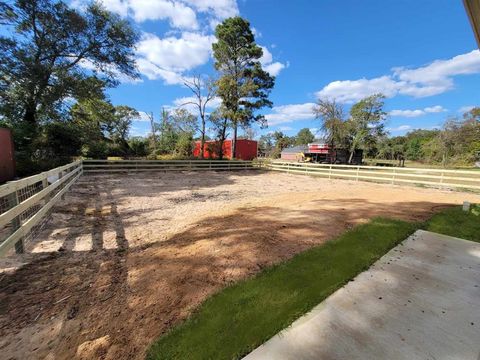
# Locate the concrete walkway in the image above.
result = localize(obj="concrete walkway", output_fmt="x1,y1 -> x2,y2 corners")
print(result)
243,230 -> 480,360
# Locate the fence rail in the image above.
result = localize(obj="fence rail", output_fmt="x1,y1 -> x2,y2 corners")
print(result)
0,160 -> 82,256
1,158 -> 478,257
82,159 -> 257,172
263,161 -> 480,191
0,159 -> 258,256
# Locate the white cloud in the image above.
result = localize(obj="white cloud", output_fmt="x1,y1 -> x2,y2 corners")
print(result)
316,50 -> 480,103
78,58 -> 142,84
389,109 -> 425,118
259,46 -> 287,77
424,105 -> 447,113
181,0 -> 239,19
137,32 -> 215,72
279,126 -> 293,131
84,0 -> 239,28
99,0 -> 129,16
135,32 -> 215,83
132,0 -> 198,28
388,125 -> 412,132
135,111 -> 152,122
389,105 -> 447,118
259,46 -> 273,65
82,0 -> 198,29
317,76 -> 399,103
458,105 -> 475,113
265,103 -> 316,126
172,96 -> 222,112
252,27 -> 262,38
136,58 -> 186,84
264,62 -> 286,77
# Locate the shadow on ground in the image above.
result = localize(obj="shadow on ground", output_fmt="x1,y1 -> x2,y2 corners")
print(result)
0,192 -> 458,360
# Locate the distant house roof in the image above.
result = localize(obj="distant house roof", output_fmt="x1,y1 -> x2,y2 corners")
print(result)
281,145 -> 308,154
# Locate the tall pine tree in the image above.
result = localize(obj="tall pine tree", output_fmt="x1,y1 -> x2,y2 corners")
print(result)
212,17 -> 274,158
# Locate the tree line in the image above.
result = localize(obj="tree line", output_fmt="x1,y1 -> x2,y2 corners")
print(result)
260,94 -> 388,163
0,0 -> 275,176
260,94 -> 479,167
374,108 -> 480,167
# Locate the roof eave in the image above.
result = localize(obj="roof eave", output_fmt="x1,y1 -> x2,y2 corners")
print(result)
464,0 -> 480,48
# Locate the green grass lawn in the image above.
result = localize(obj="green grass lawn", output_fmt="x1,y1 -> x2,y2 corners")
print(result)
147,206 -> 479,360
425,205 -> 480,242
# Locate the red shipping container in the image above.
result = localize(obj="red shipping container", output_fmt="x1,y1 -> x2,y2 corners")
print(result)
0,128 -> 15,183
193,139 -> 257,160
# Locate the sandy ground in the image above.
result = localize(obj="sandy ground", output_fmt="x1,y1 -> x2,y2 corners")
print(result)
1,170 -> 479,360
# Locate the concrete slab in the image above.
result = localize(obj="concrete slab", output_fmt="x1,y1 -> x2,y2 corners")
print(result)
243,230 -> 480,360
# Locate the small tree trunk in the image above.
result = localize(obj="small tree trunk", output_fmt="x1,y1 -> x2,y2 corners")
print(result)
232,122 -> 237,159
200,117 -> 206,159
23,106 -> 36,125
218,140 -> 224,160
218,119 -> 228,160
348,149 -> 355,164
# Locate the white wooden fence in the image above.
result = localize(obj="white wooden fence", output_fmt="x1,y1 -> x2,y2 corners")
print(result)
0,160 -> 82,256
82,159 -> 256,172
264,161 -> 480,191
0,158 -> 478,257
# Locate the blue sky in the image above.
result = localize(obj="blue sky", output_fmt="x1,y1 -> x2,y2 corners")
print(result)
75,0 -> 480,139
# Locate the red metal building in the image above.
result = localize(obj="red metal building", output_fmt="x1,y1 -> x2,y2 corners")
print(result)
0,128 -> 16,183
193,139 -> 258,160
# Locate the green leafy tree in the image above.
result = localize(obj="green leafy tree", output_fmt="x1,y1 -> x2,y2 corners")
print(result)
346,94 -> 387,163
258,133 -> 274,157
181,75 -> 216,158
153,108 -> 196,156
174,132 -> 194,157
128,137 -> 149,157
157,109 -> 179,154
313,99 -> 347,148
0,0 -> 138,157
170,108 -> 197,133
271,131 -> 295,158
295,128 -> 315,145
70,99 -> 138,157
110,106 -> 139,143
208,108 -> 230,160
212,16 -> 275,158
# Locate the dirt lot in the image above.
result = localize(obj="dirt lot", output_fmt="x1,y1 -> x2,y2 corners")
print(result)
1,170 -> 479,360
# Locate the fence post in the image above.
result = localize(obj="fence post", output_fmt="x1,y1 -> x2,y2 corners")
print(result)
42,174 -> 49,206
392,168 -> 396,185
356,166 -> 360,182
287,163 -> 290,174
9,191 -> 23,254
329,165 -> 332,179
440,170 -> 444,185
59,170 -> 65,200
